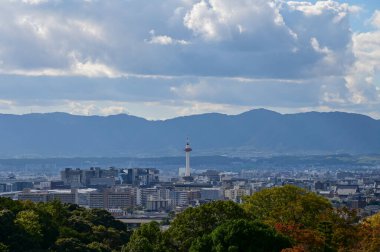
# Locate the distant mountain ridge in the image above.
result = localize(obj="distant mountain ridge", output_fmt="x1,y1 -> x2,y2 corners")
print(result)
0,109 -> 378,157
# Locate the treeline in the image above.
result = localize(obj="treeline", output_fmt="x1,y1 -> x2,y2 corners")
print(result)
0,198 -> 129,252
1,185 -> 380,251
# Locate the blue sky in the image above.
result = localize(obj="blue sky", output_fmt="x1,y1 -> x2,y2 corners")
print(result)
0,0 -> 379,119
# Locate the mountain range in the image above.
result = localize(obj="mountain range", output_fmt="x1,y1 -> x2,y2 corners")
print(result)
0,109 -> 378,157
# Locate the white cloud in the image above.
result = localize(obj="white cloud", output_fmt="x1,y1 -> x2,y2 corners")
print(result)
68,101 -> 128,116
346,26 -> 380,104
99,106 -> 127,115
371,10 -> 380,28
68,19 -> 105,41
0,0 -> 355,79
149,35 -> 175,45
0,53 -> 122,78
184,1 -> 222,41
310,37 -> 330,54
0,99 -> 15,110
286,1 -> 360,17
184,0 -> 293,42
146,30 -> 189,45
69,52 -> 122,78
176,101 -> 250,117
0,0 -> 378,119
21,0 -> 49,5
340,9 -> 380,105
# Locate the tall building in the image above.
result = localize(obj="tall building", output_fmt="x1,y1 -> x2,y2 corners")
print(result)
88,193 -> 105,208
12,181 -> 33,191
88,190 -> 134,209
61,167 -> 118,188
123,168 -> 159,186
139,187 -> 159,207
106,192 -> 133,209
184,140 -> 192,177
0,183 -> 12,193
170,190 -> 188,207
61,168 -> 82,187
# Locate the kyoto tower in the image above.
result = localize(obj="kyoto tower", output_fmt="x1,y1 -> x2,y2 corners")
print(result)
184,140 -> 192,177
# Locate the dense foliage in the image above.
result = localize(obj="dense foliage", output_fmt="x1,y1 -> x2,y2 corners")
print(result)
189,219 -> 291,252
1,185 -> 380,252
166,200 -> 249,251
0,198 -> 129,252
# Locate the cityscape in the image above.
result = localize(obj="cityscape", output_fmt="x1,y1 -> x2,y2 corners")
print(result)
1,140 -> 380,228
0,0 -> 379,251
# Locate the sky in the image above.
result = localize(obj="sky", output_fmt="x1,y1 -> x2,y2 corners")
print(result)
0,0 -> 379,120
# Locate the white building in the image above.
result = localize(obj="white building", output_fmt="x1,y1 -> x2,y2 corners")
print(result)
200,188 -> 223,201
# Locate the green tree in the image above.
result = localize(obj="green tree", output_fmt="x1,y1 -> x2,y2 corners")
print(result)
167,201 -> 248,251
91,225 -> 129,249
327,207 -> 360,252
189,219 -> 291,252
15,210 -> 44,247
123,236 -> 153,252
0,199 -> 129,251
87,208 -> 126,230
39,200 -> 70,226
243,185 -> 336,251
0,243 -> 9,252
53,237 -> 90,252
67,215 -> 93,233
357,211 -> 380,252
0,197 -> 23,213
0,210 -> 15,243
345,209 -> 377,252
123,222 -> 167,252
87,241 -> 112,252
243,185 -> 332,229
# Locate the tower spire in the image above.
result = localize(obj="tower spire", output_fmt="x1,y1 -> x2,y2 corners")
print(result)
184,139 -> 192,177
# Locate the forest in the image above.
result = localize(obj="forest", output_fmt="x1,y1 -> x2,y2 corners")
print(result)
0,185 -> 379,252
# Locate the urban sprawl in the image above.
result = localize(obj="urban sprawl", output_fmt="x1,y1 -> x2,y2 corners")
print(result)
1,142 -> 380,226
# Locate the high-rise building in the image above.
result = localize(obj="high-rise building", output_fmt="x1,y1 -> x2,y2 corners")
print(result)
61,167 -> 119,188
88,193 -> 105,208
170,190 -> 188,207
12,181 -> 33,191
88,190 -> 134,209
123,168 -> 159,186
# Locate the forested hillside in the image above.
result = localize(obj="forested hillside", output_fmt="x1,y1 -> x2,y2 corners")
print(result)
0,109 -> 379,157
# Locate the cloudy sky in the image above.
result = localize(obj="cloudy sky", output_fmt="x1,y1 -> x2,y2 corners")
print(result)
0,0 -> 379,119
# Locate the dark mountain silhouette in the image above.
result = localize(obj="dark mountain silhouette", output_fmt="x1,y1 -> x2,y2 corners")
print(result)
0,109 -> 378,157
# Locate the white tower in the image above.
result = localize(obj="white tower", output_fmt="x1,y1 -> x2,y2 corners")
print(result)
184,140 -> 192,177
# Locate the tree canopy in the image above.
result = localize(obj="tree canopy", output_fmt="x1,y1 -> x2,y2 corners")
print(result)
243,185 -> 332,228
355,211 -> 380,252
0,197 -> 129,252
189,219 -> 291,252
242,185 -> 365,252
167,200 -> 248,251
0,185 -> 377,252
